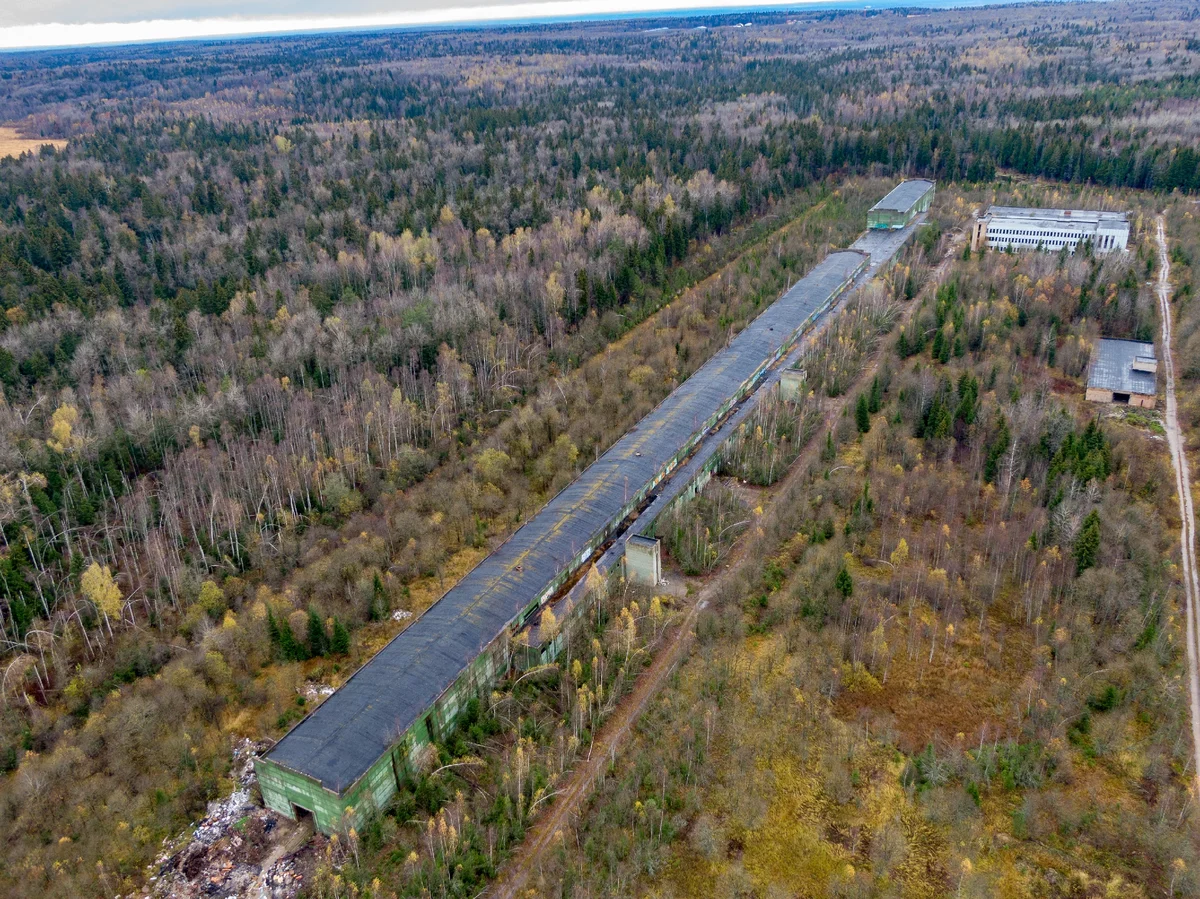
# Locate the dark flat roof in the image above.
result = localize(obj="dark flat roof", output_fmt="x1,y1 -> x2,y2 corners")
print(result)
869,179 -> 934,214
1088,338 -> 1156,396
264,249 -> 868,794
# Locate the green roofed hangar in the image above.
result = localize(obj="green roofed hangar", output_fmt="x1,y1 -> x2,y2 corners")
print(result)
253,182 -> 931,834
867,179 -> 935,230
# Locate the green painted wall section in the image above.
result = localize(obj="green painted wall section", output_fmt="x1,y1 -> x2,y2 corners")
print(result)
255,757 -> 348,833
868,184 -> 934,230
257,635 -> 513,835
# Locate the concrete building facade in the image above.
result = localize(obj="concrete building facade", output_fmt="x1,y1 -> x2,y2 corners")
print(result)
971,206 -> 1129,255
779,368 -> 808,402
624,535 -> 662,586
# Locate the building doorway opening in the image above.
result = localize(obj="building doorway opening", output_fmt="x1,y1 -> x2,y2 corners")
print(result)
425,713 -> 436,742
292,804 -> 314,826
1112,392 -> 1131,404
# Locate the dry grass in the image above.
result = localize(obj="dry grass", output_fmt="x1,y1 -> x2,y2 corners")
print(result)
0,127 -> 66,159
834,598 -> 1034,753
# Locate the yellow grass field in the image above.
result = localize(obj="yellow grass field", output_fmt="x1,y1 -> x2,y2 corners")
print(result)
0,126 -> 67,159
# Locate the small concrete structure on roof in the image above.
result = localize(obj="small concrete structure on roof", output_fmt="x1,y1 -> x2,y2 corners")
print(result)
1086,338 -> 1157,408
779,368 -> 807,402
624,535 -> 662,586
972,206 -> 1129,255
867,179 -> 935,230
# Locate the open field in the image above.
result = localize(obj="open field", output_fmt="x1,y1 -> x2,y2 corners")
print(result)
0,126 -> 66,158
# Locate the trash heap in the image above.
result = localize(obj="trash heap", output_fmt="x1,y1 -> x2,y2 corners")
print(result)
138,739 -> 322,899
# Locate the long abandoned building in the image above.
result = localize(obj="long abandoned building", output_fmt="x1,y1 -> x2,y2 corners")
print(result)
254,182 -> 932,833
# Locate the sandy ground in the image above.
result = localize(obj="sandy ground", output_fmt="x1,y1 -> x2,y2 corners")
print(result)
1153,214 -> 1200,795
0,126 -> 67,159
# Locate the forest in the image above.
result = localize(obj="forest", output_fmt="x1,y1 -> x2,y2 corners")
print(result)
0,0 -> 1198,896
525,185 -> 1196,897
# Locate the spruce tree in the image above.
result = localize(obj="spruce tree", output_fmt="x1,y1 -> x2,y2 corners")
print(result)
822,430 -> 836,463
868,376 -> 882,414
855,393 -> 871,434
1074,511 -> 1101,575
937,331 -> 952,364
984,414 -> 1011,484
330,618 -> 351,655
370,572 -> 389,621
307,609 -> 329,657
272,612 -> 307,662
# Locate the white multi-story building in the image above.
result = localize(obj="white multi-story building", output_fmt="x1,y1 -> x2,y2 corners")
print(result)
971,206 -> 1129,255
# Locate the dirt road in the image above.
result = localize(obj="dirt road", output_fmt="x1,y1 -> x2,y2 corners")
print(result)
488,574 -> 708,899
488,221 -> 969,899
1153,215 -> 1200,794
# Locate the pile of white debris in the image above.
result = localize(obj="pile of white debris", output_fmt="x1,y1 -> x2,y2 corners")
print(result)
134,739 -> 321,899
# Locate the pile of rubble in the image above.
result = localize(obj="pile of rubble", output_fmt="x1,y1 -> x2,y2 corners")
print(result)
301,682 -> 335,703
137,739 -> 321,899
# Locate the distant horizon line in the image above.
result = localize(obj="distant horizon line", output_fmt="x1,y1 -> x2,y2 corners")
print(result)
0,0 -> 1055,52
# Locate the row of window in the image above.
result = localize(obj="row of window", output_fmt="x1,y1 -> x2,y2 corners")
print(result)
984,226 -> 1123,251
991,227 -> 1082,240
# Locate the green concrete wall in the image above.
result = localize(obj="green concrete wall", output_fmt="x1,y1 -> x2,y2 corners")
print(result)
256,756 -> 349,833
868,184 -> 934,230
779,369 -> 807,402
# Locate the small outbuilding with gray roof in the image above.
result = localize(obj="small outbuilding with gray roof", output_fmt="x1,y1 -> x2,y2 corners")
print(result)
1086,338 -> 1157,408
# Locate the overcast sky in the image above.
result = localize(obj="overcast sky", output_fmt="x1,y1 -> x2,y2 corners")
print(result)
4,0 -> 515,27
0,0 -> 822,49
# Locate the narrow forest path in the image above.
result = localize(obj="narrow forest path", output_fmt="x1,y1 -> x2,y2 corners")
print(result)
488,218 -> 969,898
1153,214 -> 1200,796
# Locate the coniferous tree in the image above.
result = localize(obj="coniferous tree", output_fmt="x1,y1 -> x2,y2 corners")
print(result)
330,618 -> 351,655
267,608 -> 308,661
919,380 -> 954,440
822,430 -> 836,463
307,609 -> 329,657
370,573 -> 389,622
931,328 -> 946,363
266,607 -> 281,647
1074,511 -> 1101,576
855,394 -> 871,434
984,414 -> 1011,484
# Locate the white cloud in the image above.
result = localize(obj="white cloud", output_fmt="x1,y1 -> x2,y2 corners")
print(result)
0,0 -> 817,49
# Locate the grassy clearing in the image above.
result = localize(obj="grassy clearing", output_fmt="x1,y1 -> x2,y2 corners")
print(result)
0,126 -> 66,159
